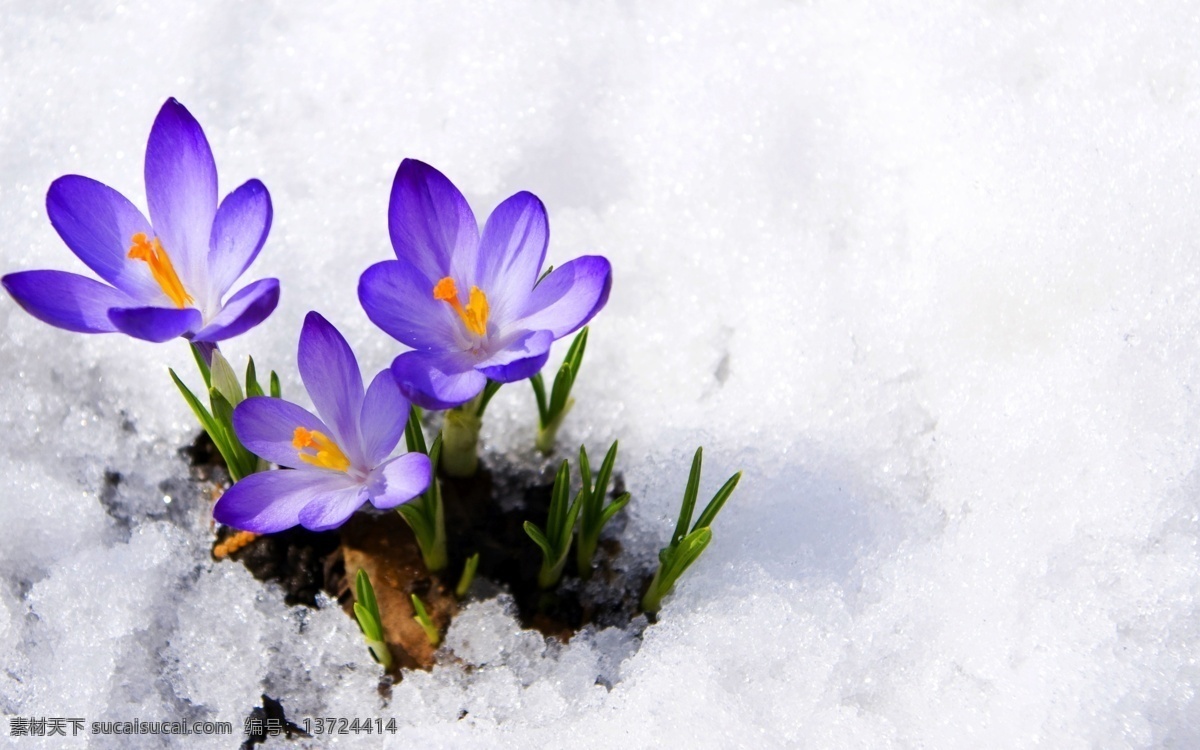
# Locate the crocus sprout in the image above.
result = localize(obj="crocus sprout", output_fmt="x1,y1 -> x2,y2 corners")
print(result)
641,447 -> 742,614
411,594 -> 440,647
170,348 -> 274,481
455,552 -> 481,599
575,440 -> 631,580
213,312 -> 431,533
358,159 -> 612,474
530,327 -> 589,455
353,569 -> 392,670
524,459 -> 583,589
3,98 -> 278,344
395,411 -> 448,571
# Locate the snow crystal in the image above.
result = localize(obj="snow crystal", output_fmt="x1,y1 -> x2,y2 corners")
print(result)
3,0 -> 1200,747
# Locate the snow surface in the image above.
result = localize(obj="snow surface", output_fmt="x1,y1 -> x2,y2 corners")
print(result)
3,0 -> 1200,747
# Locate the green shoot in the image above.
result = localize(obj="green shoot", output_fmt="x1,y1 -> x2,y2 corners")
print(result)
576,441 -> 631,579
641,447 -> 742,614
411,594 -> 440,647
455,552 -> 480,599
190,342 -> 212,388
396,417 -> 448,572
245,357 -> 265,398
524,459 -> 583,589
530,327 -> 588,455
353,569 -> 392,670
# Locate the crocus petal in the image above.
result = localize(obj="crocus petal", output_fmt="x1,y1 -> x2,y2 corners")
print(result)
45,175 -> 161,300
144,98 -> 218,292
297,485 -> 369,532
3,270 -> 133,334
108,305 -> 201,342
359,369 -> 410,467
479,350 -> 551,383
298,312 -> 365,462
391,349 -> 487,410
233,396 -> 331,470
209,179 -> 272,298
358,259 -> 459,350
190,277 -> 280,343
388,159 -> 479,283
476,329 -> 554,382
365,452 -> 432,510
475,191 -> 548,323
214,469 -> 354,533
518,255 -> 612,338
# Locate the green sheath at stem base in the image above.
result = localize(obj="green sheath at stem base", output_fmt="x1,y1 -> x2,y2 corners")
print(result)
441,403 -> 482,477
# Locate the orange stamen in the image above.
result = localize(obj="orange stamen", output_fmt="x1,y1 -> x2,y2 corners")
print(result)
127,232 -> 193,308
433,276 -> 489,336
292,427 -> 351,472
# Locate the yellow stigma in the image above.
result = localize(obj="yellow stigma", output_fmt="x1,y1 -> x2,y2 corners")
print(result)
127,232 -> 193,308
433,276 -> 489,337
292,427 -> 351,472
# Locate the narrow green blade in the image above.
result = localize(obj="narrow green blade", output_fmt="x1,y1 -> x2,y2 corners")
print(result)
529,372 -> 549,425
671,447 -> 704,546
693,471 -> 742,532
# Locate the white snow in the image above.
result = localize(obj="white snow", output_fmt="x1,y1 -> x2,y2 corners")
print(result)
3,0 -> 1200,747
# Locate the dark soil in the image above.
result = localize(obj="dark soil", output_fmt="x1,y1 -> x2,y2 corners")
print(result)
198,431 -> 653,673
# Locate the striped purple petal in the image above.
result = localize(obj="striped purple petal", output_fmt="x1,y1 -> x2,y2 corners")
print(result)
3,270 -> 133,334
214,469 -> 355,533
108,305 -> 202,342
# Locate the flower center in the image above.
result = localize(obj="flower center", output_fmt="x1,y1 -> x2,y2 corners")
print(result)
292,427 -> 351,472
433,276 -> 489,337
127,232 -> 193,308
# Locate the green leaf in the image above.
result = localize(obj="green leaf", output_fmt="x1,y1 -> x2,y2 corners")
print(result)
523,521 -> 554,560
269,371 -> 281,399
672,447 -> 704,547
475,379 -> 503,417
564,327 -> 588,374
190,343 -> 212,388
548,359 -> 574,418
355,569 -> 379,619
397,502 -> 433,544
209,387 -> 253,480
353,603 -> 383,642
598,492 -> 631,527
405,408 -> 428,455
665,527 -> 712,582
170,368 -> 241,477
693,471 -> 742,532
536,264 -> 555,285
411,593 -> 440,646
560,491 -> 584,553
245,357 -> 264,398
578,444 -> 593,506
455,552 -> 480,599
530,373 -> 549,426
548,459 -> 571,542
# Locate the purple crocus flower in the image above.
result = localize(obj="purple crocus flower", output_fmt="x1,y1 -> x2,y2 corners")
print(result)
358,159 -> 612,410
2,98 -> 278,344
213,312 -> 432,533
